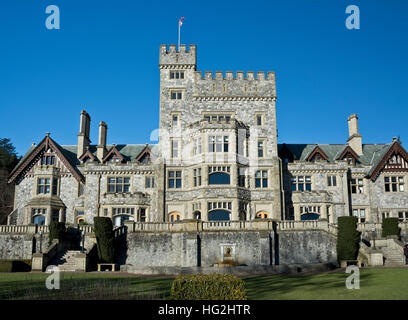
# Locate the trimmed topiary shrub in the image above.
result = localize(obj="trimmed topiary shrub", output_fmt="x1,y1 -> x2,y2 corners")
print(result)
170,274 -> 247,300
382,217 -> 400,238
48,221 -> 66,245
337,216 -> 360,261
94,217 -> 115,263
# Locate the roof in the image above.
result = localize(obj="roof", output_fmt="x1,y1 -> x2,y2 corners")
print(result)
278,143 -> 392,166
63,144 -> 158,163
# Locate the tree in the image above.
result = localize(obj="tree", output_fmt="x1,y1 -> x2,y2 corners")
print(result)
0,138 -> 20,173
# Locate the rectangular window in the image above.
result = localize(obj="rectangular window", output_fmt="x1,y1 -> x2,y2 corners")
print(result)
103,208 -> 109,217
172,114 -> 179,126
78,182 -> 85,197
291,176 -> 312,191
353,208 -> 366,223
203,114 -> 232,123
193,137 -> 202,155
257,140 -> 265,158
171,140 -> 179,158
238,169 -> 246,187
256,114 -> 263,126
255,170 -> 268,188
107,177 -> 130,193
208,136 -> 229,153
37,178 -> 50,194
170,90 -> 183,100
145,176 -> 155,188
193,168 -> 202,187
170,71 -> 184,79
384,176 -> 404,192
168,170 -> 182,189
327,175 -> 337,187
52,178 -> 58,195
350,178 -> 364,194
398,211 -> 408,222
41,155 -> 55,165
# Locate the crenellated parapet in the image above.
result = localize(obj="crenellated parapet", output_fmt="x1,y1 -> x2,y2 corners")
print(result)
159,44 -> 196,69
193,71 -> 276,99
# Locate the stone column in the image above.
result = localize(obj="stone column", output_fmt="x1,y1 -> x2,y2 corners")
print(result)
294,204 -> 301,221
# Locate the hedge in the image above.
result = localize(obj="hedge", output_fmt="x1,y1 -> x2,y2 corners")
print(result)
49,221 -> 66,245
337,216 -> 360,261
382,217 -> 400,238
94,217 -> 115,263
0,260 -> 32,272
170,274 -> 247,300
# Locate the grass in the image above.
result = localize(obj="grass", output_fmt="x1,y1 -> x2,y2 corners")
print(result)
243,268 -> 408,300
0,268 -> 407,300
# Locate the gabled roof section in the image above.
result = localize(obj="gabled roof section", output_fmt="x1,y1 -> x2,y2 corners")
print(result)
8,134 -> 84,184
102,145 -> 125,163
135,144 -> 156,163
368,141 -> 408,181
306,145 -> 329,161
336,145 -> 360,161
78,148 -> 98,163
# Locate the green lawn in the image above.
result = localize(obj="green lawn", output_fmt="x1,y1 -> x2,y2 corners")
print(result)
0,268 -> 407,300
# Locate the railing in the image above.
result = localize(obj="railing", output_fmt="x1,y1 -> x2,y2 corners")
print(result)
78,225 -> 94,234
0,225 -> 30,233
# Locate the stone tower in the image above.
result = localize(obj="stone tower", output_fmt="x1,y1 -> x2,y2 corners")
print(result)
158,44 -> 281,222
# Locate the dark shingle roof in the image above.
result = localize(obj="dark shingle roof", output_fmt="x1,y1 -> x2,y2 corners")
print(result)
278,143 -> 392,166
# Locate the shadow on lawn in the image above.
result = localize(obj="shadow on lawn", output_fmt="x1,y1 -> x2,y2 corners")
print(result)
0,274 -> 173,300
243,271 -> 372,300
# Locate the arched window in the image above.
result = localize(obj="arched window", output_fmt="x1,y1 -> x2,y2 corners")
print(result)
209,209 -> 231,221
169,212 -> 181,222
256,211 -> 269,219
208,166 -> 231,185
193,211 -> 201,220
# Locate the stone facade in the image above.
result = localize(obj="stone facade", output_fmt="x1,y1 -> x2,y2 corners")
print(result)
6,44 -> 408,232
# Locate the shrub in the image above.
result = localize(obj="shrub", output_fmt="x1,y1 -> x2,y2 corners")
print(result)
170,274 -> 247,300
94,217 -> 115,263
48,221 -> 66,245
0,260 -> 32,272
382,217 -> 400,238
337,216 -> 360,261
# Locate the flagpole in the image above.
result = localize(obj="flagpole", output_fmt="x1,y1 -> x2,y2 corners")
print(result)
178,19 -> 180,50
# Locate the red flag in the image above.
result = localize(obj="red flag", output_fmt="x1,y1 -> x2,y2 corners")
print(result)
179,17 -> 184,27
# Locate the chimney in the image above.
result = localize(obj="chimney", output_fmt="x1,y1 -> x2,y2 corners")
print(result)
96,121 -> 108,161
77,110 -> 91,159
347,114 -> 363,155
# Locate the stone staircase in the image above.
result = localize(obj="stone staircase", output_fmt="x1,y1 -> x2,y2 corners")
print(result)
49,249 -> 82,272
378,244 -> 406,267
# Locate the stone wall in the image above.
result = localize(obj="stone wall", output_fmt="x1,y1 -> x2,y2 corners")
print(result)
0,233 -> 49,260
120,229 -> 337,267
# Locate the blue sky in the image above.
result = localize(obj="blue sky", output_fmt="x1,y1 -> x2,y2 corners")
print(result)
0,0 -> 407,156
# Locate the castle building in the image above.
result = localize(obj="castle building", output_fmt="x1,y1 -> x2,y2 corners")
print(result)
7,44 -> 408,228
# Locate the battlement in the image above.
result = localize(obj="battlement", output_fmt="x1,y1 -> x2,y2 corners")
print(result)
193,71 -> 276,98
159,44 -> 196,67
195,71 -> 275,81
